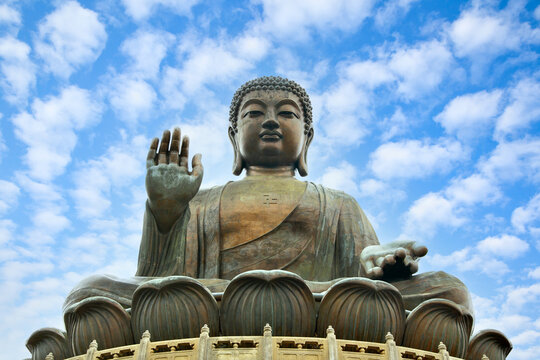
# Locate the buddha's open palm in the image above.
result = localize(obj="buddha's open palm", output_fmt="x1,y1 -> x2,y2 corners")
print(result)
146,127 -> 203,233
360,240 -> 428,281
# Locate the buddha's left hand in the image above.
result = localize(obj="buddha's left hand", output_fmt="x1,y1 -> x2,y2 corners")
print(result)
360,240 -> 428,281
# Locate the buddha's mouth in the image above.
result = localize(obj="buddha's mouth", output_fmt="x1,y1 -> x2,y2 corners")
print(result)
259,131 -> 282,141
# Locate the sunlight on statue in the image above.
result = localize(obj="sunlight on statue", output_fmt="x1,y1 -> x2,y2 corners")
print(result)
132,77 -> 469,310
62,77 -> 474,354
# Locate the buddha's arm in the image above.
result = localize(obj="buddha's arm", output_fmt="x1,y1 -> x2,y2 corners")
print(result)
336,195 -> 380,278
136,201 -> 192,276
137,128 -> 203,277
145,128 -> 203,233
336,195 -> 427,280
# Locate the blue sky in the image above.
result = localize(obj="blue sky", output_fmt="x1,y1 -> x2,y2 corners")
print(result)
0,0 -> 539,358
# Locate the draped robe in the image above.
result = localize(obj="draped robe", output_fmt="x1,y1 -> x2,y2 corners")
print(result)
65,181 -> 472,313
136,182 -> 379,281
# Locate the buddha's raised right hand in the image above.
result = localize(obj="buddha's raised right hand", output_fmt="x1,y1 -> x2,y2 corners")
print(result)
146,127 -> 203,233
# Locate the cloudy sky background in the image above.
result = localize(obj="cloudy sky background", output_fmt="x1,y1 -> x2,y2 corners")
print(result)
0,0 -> 539,358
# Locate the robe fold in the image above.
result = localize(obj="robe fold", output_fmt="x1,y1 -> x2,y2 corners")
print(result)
66,181 -> 472,313
136,182 -> 379,281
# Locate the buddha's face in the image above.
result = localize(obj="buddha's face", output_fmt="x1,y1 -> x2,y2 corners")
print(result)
234,90 -> 308,170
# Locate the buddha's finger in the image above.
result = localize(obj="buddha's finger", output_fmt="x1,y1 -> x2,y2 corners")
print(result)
180,136 -> 190,169
363,258 -> 377,277
394,247 -> 407,259
412,244 -> 428,258
169,128 -> 181,165
367,266 -> 383,279
158,130 -> 171,164
191,153 -> 203,178
146,137 -> 159,168
375,254 -> 395,268
406,258 -> 419,274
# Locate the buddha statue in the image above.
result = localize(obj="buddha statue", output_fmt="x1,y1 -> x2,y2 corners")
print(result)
55,76 -> 482,358
136,76 -> 470,309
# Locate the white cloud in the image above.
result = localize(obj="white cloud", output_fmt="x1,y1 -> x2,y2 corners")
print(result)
121,0 -> 199,21
35,1 -> 107,78
477,234 -> 529,259
71,135 -> 146,219
429,249 -> 510,278
404,192 -> 466,237
343,60 -> 395,89
448,4 -> 539,59
330,40 -> 454,102
0,180 -> 19,215
0,36 -> 36,104
0,4 -> 21,26
495,78 -> 540,139
161,33 -> 269,110
529,266 -> 540,280
11,86 -> 102,181
380,107 -> 409,141
120,29 -> 174,79
427,235 -> 528,277
479,138 -> 540,183
512,193 -> 540,233
357,178 -> 406,202
253,0 -> 375,41
317,81 -> 370,145
388,40 -> 454,99
108,76 -> 157,124
503,283 -> 540,314
33,208 -> 70,235
14,174 -> 62,205
0,219 -> 15,247
369,138 -> 466,180
445,174 -> 501,206
317,161 -> 359,196
0,261 -> 55,282
374,0 -> 420,29
175,35 -> 267,93
435,89 -> 503,140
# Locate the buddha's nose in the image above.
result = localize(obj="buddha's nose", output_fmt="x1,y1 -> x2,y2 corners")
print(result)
262,111 -> 279,129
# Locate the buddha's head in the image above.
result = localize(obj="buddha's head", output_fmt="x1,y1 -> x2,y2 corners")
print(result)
228,76 -> 314,176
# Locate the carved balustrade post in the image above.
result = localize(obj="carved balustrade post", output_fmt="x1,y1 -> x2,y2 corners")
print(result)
198,324 -> 210,360
136,330 -> 151,360
326,326 -> 338,360
262,323 -> 273,360
84,340 -> 97,360
385,333 -> 399,360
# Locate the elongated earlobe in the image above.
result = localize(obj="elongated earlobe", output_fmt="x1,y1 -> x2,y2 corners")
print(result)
228,127 -> 244,176
297,128 -> 314,177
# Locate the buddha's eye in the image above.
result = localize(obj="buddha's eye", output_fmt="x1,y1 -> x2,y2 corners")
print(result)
279,111 -> 299,119
243,110 -> 264,118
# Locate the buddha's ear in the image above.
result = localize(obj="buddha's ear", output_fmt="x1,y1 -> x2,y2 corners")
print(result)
297,128 -> 314,177
228,126 -> 244,176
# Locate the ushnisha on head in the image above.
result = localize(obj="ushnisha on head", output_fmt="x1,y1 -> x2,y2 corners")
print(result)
228,76 -> 314,177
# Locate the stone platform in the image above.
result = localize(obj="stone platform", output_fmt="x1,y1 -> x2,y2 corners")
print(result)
27,271 -> 512,360
61,325 -> 466,360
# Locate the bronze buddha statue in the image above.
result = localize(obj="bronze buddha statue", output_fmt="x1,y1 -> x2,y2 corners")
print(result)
55,76 -> 481,358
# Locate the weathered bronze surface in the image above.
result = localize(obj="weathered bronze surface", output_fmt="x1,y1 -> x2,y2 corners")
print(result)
131,276 -> 219,341
465,330 -> 512,360
26,328 -> 72,360
402,299 -> 473,357
27,76 -> 512,360
220,270 -> 316,336
317,278 -> 406,343
63,296 -> 133,355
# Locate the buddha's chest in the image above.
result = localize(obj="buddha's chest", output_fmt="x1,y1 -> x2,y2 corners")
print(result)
219,178 -> 307,250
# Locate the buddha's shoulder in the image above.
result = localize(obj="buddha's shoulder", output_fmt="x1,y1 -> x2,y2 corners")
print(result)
190,184 -> 228,206
307,182 -> 359,204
